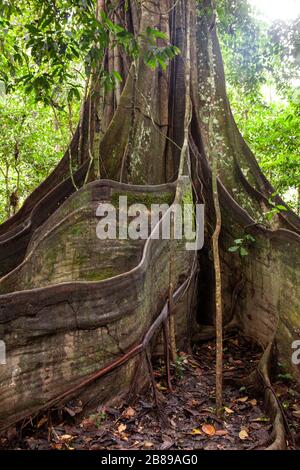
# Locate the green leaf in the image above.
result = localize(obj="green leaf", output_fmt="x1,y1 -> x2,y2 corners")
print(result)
145,27 -> 168,41
266,211 -> 275,221
240,247 -> 249,257
276,205 -> 288,212
112,70 -> 122,82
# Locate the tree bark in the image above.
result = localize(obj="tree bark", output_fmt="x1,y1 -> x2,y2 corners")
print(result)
0,0 -> 299,450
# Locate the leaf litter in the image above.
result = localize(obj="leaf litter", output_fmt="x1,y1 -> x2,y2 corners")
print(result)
1,334 -> 299,450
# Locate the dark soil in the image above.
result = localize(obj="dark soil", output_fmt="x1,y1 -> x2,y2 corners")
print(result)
1,334 -> 299,451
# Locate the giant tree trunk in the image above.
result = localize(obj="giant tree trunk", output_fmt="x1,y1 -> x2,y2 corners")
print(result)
0,0 -> 299,449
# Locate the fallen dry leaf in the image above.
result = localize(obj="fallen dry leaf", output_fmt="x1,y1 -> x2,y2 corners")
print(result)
160,440 -> 174,450
122,407 -> 136,419
191,428 -> 202,435
202,424 -> 216,436
118,423 -> 127,434
156,383 -> 167,391
252,416 -> 270,423
144,441 -> 154,448
81,418 -> 96,428
52,443 -> 63,450
60,434 -> 73,442
249,399 -> 257,406
237,396 -> 249,403
239,429 -> 249,440
224,407 -> 234,414
215,430 -> 228,437
190,399 -> 201,407
188,359 -> 200,369
37,416 -> 48,429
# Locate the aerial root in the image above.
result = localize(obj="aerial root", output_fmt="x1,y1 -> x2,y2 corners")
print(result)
163,319 -> 173,392
145,348 -> 160,408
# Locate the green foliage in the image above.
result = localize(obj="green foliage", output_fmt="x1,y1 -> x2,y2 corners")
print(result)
277,372 -> 293,382
174,355 -> 185,380
228,234 -> 256,257
0,92 -> 78,223
230,90 -> 300,211
217,0 -> 266,94
143,27 -> 180,71
89,410 -> 107,428
0,2 -> 178,105
0,1 -> 180,225
218,1 -> 300,95
218,1 -> 300,213
0,0 -> 138,105
265,196 -> 288,221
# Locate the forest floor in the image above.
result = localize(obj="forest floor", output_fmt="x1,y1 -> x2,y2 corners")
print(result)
1,334 -> 300,451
